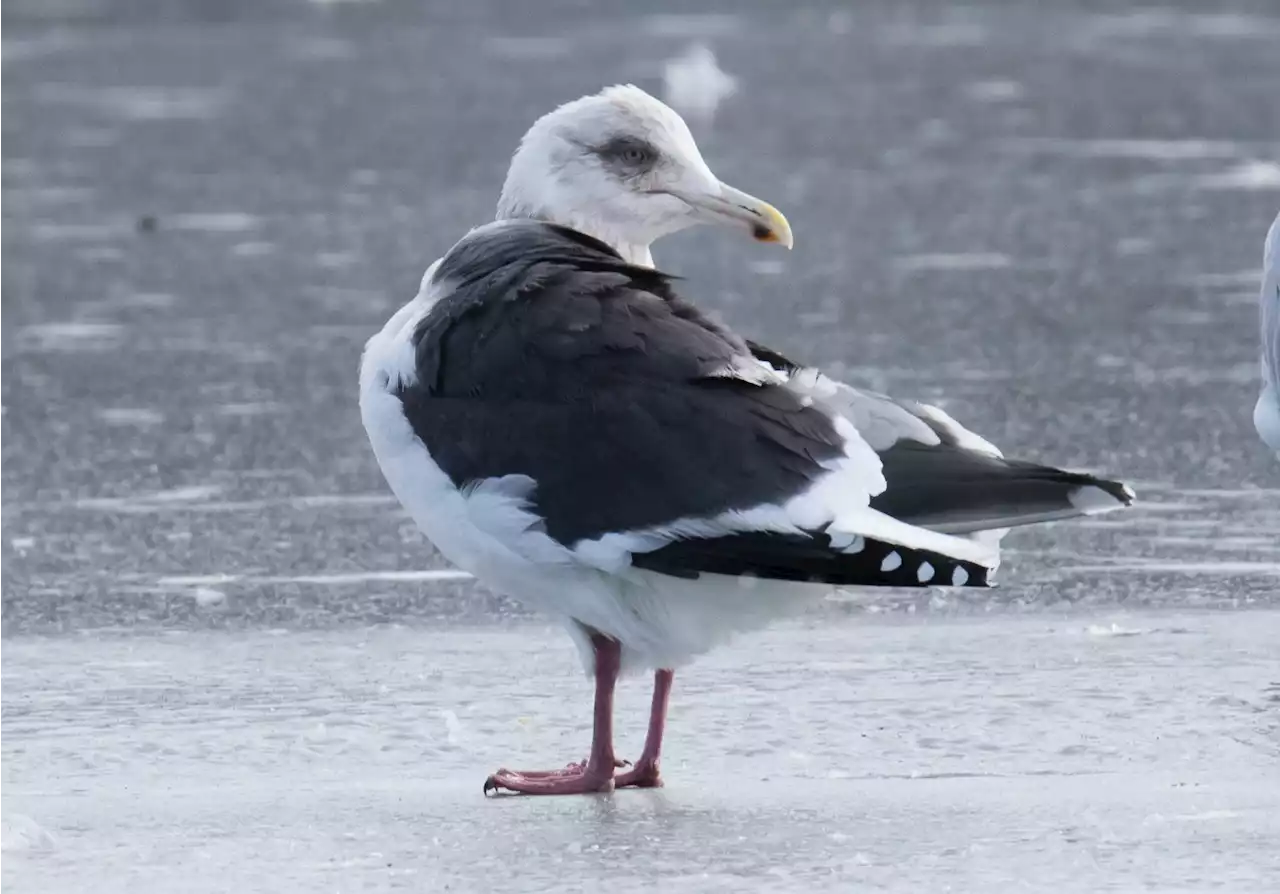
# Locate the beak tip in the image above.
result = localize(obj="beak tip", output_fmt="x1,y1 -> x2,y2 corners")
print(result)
761,211 -> 794,250
752,223 -> 794,249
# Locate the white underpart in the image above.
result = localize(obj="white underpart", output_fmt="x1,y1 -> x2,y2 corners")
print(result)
361,276 -> 1001,675
1255,209 -> 1280,457
1257,385 -> 1280,457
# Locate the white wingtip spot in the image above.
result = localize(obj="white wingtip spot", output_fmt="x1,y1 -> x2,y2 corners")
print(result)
828,531 -> 866,553
952,565 -> 969,586
880,551 -> 902,572
917,561 -> 934,583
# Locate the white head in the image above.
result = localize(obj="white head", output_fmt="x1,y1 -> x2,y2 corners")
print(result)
495,84 -> 792,267
1254,209 -> 1280,455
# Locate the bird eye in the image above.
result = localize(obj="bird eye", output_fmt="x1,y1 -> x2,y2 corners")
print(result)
597,137 -> 658,171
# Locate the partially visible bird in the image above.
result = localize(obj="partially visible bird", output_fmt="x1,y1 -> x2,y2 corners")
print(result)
359,85 -> 1136,796
1253,209 -> 1280,458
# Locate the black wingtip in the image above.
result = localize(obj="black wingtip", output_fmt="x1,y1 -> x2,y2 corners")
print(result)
1076,476 -> 1138,510
632,530 -> 996,590
822,535 -> 994,589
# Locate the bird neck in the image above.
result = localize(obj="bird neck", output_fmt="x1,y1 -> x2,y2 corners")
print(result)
494,201 -> 655,268
593,232 -> 654,268
542,216 -> 657,268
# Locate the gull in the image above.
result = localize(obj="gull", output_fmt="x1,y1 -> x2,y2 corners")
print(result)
359,85 -> 1135,795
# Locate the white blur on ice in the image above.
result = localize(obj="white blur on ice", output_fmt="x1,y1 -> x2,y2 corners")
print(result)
661,43 -> 738,126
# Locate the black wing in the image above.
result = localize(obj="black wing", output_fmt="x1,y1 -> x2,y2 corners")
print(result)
402,220 -> 848,546
395,220 -> 996,588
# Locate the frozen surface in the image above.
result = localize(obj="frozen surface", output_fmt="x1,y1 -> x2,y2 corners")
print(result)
4,0 -> 1280,891
5,614 -> 1280,893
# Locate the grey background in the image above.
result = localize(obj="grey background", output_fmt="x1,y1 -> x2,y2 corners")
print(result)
3,1 -> 1279,892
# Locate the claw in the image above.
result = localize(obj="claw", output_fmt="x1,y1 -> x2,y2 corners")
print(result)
480,762 -> 615,796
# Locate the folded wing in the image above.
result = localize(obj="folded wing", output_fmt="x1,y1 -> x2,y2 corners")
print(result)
397,220 -> 1002,590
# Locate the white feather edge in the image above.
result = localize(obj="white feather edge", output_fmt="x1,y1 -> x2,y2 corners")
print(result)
570,500 -> 998,576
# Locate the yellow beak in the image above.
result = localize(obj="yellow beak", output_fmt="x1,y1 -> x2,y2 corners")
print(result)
670,182 -> 794,249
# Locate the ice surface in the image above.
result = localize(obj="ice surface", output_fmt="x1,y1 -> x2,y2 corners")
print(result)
4,614 -> 1278,894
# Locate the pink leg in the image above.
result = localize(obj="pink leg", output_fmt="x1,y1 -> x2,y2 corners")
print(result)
483,633 -> 622,796
614,669 -> 673,789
